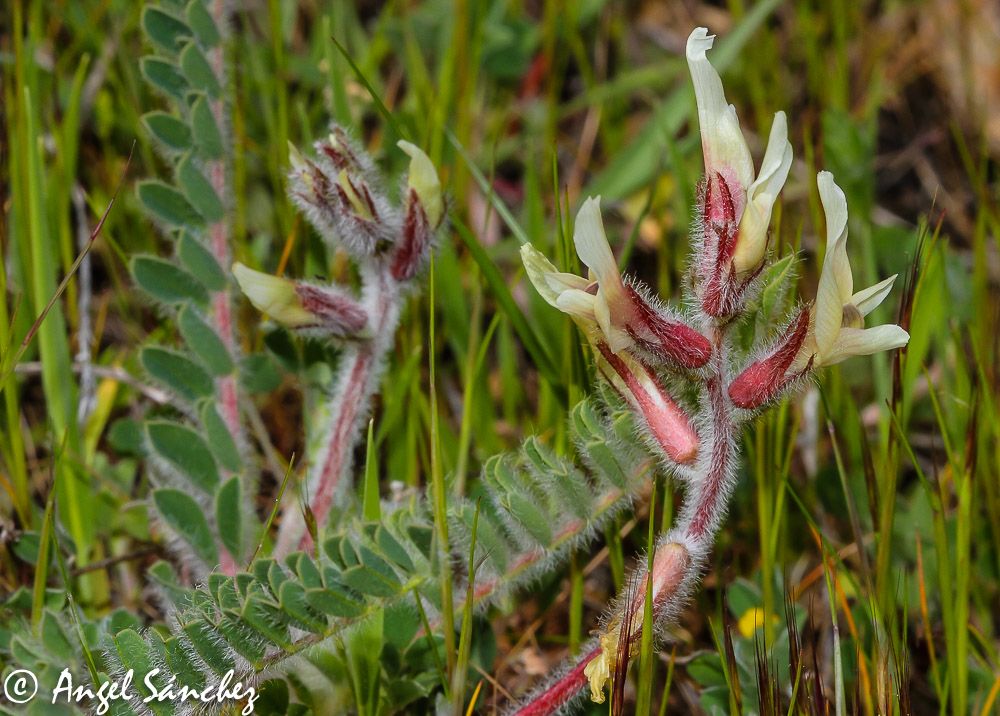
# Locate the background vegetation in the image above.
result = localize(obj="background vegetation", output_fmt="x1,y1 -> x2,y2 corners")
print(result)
2,0 -> 998,713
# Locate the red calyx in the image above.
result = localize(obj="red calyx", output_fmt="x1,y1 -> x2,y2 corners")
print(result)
390,188 -> 433,281
624,285 -> 712,368
296,284 -> 369,336
728,308 -> 813,409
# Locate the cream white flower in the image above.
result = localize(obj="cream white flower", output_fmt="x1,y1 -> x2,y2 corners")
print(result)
521,204 -> 703,465
583,631 -> 615,704
687,27 -> 793,274
793,172 -> 909,369
521,196 -> 632,351
522,197 -> 712,366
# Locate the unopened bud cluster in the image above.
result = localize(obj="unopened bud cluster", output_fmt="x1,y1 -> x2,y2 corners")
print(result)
235,129 -> 443,340
516,26 -> 909,713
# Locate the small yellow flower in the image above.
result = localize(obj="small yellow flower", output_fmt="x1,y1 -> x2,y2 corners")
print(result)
737,607 -> 777,639
583,630 -> 617,704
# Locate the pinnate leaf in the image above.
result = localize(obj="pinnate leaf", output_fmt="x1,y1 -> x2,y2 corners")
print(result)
200,402 -> 241,472
132,255 -> 208,306
190,94 -> 223,159
141,57 -> 188,99
178,305 -> 232,376
185,0 -> 220,47
179,41 -> 220,97
178,232 -> 226,291
142,7 -> 191,50
215,476 -> 242,559
177,153 -> 224,222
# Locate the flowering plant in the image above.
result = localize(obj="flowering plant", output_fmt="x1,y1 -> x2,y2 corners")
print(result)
512,27 -> 909,714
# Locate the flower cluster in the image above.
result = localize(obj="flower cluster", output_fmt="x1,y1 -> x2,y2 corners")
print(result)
515,26 -> 909,713
233,135 -> 442,340
521,198 -> 707,464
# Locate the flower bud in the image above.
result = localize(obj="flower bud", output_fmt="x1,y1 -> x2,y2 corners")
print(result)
397,140 -> 443,227
728,308 -> 811,409
389,141 -> 442,281
595,343 -> 698,464
233,263 -> 368,337
287,134 -> 395,258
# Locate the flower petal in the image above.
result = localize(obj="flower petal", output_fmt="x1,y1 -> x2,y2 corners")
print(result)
733,111 -> 793,272
555,288 -> 598,322
520,243 -> 585,307
573,197 -> 621,289
821,324 -> 910,366
583,643 -> 611,704
686,27 -> 754,191
814,171 -> 852,355
397,140 -> 443,226
817,171 -> 853,303
593,288 -> 632,352
233,263 -> 316,328
851,274 -> 897,317
544,271 -> 591,295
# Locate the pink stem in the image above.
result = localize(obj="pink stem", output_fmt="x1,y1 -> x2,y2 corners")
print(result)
684,374 -> 734,543
297,347 -> 372,551
273,271 -> 398,556
513,327 -> 737,714
511,646 -> 601,716
204,1 -> 240,574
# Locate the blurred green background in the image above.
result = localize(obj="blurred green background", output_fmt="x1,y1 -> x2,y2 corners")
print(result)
2,0 -> 998,713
